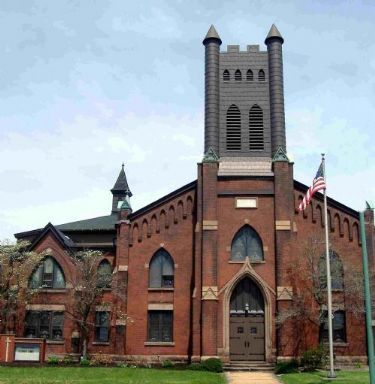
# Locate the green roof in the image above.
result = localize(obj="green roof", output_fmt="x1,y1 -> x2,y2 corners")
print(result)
56,214 -> 117,231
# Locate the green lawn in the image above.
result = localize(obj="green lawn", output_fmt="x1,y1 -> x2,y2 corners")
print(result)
0,367 -> 225,384
279,370 -> 369,384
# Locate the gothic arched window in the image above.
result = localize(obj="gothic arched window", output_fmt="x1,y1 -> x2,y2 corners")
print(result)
226,104 -> 241,151
231,225 -> 264,262
235,69 -> 242,81
249,104 -> 264,150
29,257 -> 65,289
223,70 -> 230,81
319,250 -> 344,290
149,249 -> 174,288
97,259 -> 112,288
246,69 -> 253,81
258,69 -> 265,81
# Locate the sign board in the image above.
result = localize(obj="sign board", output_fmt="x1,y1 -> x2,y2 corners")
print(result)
236,198 -> 257,209
14,344 -> 40,362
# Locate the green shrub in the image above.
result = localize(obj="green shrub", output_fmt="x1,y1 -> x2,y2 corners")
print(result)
275,359 -> 299,374
201,358 -> 223,373
47,356 -> 59,365
62,355 -> 75,365
353,359 -> 362,369
162,359 -> 174,368
80,358 -> 90,366
89,354 -> 113,366
188,363 -> 205,371
301,345 -> 328,371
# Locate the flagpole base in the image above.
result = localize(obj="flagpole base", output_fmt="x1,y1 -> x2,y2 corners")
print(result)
327,371 -> 336,379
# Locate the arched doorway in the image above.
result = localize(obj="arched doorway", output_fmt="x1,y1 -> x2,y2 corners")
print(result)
229,277 -> 265,361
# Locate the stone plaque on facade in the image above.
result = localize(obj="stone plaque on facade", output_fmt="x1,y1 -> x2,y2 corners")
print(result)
277,286 -> 293,300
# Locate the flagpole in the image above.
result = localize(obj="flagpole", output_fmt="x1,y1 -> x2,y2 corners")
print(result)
322,153 -> 336,378
360,210 -> 375,384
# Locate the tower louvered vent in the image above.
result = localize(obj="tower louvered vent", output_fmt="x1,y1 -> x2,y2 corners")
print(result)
258,69 -> 265,81
226,105 -> 241,151
235,69 -> 242,81
246,69 -> 253,81
223,70 -> 230,81
249,105 -> 264,150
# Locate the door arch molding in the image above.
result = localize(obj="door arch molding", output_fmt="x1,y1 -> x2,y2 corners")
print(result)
219,257 -> 275,361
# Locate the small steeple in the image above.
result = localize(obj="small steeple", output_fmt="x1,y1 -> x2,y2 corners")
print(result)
265,24 -> 284,45
111,163 -> 132,196
203,25 -> 222,45
111,164 -> 132,214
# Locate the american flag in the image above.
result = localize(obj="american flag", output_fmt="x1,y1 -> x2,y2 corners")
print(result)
298,162 -> 326,211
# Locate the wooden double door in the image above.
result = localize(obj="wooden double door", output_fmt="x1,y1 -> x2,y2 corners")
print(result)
229,277 -> 265,361
230,314 -> 265,361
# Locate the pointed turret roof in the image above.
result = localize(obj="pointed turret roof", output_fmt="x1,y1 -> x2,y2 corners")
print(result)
203,24 -> 222,45
111,163 -> 132,197
265,24 -> 284,44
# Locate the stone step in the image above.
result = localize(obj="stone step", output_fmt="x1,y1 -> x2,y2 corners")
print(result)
224,362 -> 275,372
224,365 -> 275,372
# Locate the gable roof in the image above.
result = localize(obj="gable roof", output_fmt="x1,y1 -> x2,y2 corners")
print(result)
28,222 -> 75,251
15,181 -> 197,239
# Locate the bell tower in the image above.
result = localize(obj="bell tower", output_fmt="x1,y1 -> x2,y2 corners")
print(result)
202,24 -> 287,175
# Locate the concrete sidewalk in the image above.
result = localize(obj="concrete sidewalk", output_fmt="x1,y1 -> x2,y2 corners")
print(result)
226,371 -> 281,384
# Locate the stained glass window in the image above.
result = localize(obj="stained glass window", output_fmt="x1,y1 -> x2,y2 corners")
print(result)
231,226 -> 264,262
149,249 -> 174,288
29,257 -> 65,289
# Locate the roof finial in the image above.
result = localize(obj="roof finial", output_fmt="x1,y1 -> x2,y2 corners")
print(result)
203,24 -> 222,45
122,162 -> 124,169
265,24 -> 284,45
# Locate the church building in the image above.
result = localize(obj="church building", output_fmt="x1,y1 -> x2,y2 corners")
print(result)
15,25 -> 374,365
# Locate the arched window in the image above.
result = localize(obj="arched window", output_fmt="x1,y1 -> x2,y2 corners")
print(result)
97,259 -> 112,288
149,249 -> 174,288
320,310 -> 346,342
246,69 -> 253,81
223,70 -> 230,81
319,250 -> 344,290
230,277 -> 264,314
29,257 -> 65,289
258,69 -> 265,81
249,104 -> 264,150
231,225 -> 264,262
235,69 -> 242,81
226,104 -> 241,151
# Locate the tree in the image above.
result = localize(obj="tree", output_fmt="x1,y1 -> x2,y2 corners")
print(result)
0,240 -> 44,333
66,250 -> 127,359
277,234 -> 365,355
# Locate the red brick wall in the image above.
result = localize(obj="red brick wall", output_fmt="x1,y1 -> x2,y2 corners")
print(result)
276,189 -> 366,358
17,166 -> 369,362
125,190 -> 195,359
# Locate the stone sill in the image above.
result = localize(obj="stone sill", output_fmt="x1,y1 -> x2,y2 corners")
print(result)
46,340 -> 65,345
38,289 -> 68,293
144,342 -> 175,346
148,288 -> 174,291
323,342 -> 349,347
92,342 -> 110,346
228,260 -> 265,264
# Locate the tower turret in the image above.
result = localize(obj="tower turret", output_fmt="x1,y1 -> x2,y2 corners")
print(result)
265,24 -> 286,155
203,25 -> 222,155
111,163 -> 132,214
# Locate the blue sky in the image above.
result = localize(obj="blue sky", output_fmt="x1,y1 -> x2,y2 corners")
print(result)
0,0 -> 374,239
